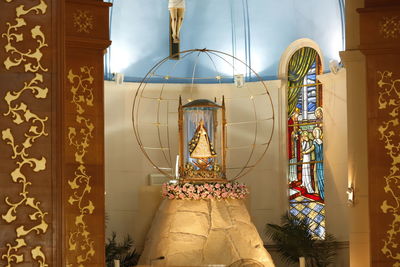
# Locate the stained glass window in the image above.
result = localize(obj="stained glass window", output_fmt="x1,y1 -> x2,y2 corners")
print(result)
287,48 -> 325,239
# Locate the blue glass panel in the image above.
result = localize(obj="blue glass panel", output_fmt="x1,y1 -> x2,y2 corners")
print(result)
315,226 -> 325,238
307,101 -> 316,112
290,208 -> 300,216
302,207 -> 311,215
307,86 -> 316,94
307,79 -> 316,85
307,74 -> 316,80
314,204 -> 324,212
315,214 -> 324,223
289,197 -> 303,203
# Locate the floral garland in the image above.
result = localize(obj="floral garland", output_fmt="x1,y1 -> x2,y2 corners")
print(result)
162,182 -> 249,200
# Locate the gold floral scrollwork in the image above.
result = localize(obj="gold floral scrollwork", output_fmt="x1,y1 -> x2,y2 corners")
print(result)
67,66 -> 96,265
73,10 -> 94,34
2,1 -> 48,72
1,0 -> 49,266
377,71 -> 400,264
1,75 -> 49,267
379,16 -> 400,39
31,246 -> 48,267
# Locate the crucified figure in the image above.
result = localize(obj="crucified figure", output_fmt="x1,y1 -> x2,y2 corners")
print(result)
168,0 -> 185,43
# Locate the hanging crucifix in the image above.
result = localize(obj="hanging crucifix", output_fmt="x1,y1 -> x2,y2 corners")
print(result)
168,0 -> 185,59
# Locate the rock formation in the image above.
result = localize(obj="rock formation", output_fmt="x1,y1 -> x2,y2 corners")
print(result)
139,199 -> 275,266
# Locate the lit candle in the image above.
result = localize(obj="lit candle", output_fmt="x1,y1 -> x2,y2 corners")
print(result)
114,259 -> 120,267
299,257 -> 305,267
175,155 -> 179,178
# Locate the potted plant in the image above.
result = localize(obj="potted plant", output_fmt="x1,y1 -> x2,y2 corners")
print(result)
265,212 -> 337,267
105,232 -> 140,267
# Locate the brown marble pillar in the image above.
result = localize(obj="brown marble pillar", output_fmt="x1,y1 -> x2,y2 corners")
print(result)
0,0 -> 110,266
358,1 -> 400,266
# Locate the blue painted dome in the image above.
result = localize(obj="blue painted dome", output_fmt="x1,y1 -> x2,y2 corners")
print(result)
106,0 -> 344,82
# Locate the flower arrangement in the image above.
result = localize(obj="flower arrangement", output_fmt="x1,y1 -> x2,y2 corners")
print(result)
162,182 -> 249,200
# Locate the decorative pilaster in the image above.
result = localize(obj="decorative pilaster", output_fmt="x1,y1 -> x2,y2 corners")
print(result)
358,2 -> 400,266
0,0 -> 111,266
64,1 -> 111,266
0,0 -> 52,266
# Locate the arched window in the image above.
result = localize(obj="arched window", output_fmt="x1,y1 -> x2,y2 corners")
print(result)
287,47 -> 325,239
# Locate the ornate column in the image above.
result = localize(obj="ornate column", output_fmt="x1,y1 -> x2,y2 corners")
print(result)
0,0 -> 110,266
358,1 -> 400,266
64,1 -> 111,266
0,0 -> 59,265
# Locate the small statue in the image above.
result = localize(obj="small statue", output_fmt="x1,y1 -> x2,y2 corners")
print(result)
168,0 -> 185,43
189,120 -> 216,169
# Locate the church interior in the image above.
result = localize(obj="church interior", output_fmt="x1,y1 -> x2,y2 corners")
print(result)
0,0 -> 399,266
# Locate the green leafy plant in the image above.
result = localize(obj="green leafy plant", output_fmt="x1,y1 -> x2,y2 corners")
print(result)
105,232 -> 140,267
265,212 -> 337,267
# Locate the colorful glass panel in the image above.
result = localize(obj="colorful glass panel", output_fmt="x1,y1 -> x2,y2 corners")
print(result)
287,54 -> 325,239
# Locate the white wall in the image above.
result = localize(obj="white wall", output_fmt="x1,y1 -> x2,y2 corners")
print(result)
104,71 -> 349,265
319,69 -> 350,266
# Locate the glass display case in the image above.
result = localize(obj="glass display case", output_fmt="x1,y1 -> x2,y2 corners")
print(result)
178,97 -> 226,183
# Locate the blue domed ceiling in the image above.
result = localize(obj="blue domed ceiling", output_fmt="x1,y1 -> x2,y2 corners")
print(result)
105,0 -> 345,82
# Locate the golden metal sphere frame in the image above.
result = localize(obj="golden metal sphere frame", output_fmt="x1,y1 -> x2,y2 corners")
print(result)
132,48 -> 275,181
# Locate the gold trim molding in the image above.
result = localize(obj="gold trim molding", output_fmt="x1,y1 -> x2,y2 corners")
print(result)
1,0 -> 49,266
377,70 -> 400,263
66,66 -> 96,266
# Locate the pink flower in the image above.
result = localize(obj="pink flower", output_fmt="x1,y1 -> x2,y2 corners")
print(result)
161,182 -> 248,200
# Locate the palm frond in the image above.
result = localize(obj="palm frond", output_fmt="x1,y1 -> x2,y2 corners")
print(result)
105,232 -> 140,267
265,212 -> 337,266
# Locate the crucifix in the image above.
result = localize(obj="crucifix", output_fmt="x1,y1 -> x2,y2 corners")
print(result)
168,0 -> 185,59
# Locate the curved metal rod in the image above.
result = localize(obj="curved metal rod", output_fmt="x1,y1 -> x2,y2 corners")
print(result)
205,49 -> 275,180
162,51 -> 196,169
153,50 -> 197,170
133,56 -> 175,178
204,50 -> 262,179
135,50 -> 196,178
189,51 -> 202,100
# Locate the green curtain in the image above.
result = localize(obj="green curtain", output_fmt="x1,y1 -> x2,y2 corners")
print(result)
287,47 -> 317,117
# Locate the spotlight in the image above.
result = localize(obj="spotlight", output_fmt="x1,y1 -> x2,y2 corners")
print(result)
113,72 -> 124,85
328,60 -> 343,74
347,187 -> 354,206
234,74 -> 244,88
